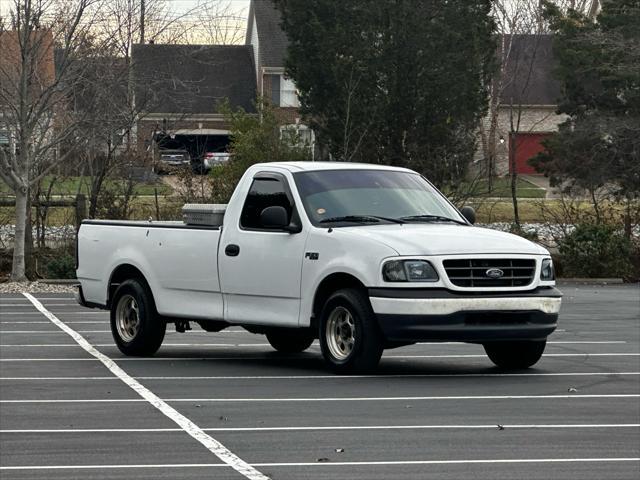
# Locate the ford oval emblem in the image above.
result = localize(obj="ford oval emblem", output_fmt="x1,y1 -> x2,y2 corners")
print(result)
485,268 -> 504,279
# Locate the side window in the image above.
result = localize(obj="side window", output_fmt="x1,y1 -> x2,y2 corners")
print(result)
240,176 -> 293,230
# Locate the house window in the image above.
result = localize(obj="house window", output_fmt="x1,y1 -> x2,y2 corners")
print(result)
280,124 -> 315,159
280,76 -> 299,108
0,130 -> 12,155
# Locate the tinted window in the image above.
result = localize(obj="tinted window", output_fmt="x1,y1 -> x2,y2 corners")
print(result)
240,176 -> 293,229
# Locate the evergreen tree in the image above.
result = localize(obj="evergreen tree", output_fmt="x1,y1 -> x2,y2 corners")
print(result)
275,0 -> 496,188
532,0 -> 640,200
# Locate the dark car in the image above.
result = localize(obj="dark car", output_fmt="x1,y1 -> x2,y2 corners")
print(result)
155,149 -> 191,173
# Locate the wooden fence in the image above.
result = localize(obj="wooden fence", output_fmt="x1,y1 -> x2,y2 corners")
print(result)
0,194 -> 87,227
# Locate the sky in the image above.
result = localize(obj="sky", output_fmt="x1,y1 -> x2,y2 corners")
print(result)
0,0 -> 252,42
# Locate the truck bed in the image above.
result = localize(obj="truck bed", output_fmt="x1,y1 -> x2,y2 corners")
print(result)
77,220 -> 223,319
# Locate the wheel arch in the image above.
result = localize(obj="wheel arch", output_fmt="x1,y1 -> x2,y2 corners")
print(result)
107,263 -> 153,309
311,272 -> 367,330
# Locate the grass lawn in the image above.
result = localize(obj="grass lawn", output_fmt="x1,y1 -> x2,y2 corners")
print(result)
0,198 -> 573,226
0,176 -> 173,197
453,177 -> 546,199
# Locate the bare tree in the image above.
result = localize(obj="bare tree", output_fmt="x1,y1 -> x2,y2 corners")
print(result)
188,0 -> 247,45
0,0 -> 112,281
479,0 -> 600,228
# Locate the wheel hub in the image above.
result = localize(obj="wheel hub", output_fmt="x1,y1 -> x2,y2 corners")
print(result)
115,294 -> 140,342
326,306 -> 355,360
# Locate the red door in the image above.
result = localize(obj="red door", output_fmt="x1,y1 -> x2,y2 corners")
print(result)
509,133 -> 549,174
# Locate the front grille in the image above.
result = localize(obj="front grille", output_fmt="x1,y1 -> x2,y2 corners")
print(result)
443,258 -> 536,288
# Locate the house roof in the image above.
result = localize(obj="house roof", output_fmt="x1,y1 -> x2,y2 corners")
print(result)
133,44 -> 257,114
247,0 -> 288,68
499,34 -> 561,106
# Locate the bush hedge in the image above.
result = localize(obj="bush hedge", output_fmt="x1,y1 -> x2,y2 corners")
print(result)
556,224 -> 636,279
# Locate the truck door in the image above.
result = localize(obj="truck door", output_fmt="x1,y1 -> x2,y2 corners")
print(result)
218,172 -> 307,327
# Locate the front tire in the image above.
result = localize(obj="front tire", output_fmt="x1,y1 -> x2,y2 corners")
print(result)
110,279 -> 165,356
266,329 -> 314,353
484,340 -> 546,369
319,288 -> 383,374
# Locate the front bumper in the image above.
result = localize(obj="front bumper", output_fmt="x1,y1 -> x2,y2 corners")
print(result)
369,287 -> 562,343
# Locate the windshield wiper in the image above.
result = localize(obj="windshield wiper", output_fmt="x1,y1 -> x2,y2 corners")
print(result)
400,214 -> 468,225
319,215 -> 405,225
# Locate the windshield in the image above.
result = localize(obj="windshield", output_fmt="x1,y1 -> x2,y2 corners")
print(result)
293,169 -> 466,226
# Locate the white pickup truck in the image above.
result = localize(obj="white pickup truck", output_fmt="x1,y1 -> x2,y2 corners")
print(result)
76,162 -> 561,373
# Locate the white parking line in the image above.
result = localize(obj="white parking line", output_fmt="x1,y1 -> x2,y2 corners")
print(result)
1,458 -> 638,471
416,341 -> 628,345
0,330 -> 110,333
2,353 -> 638,361
21,292 -> 269,480
0,341 -> 632,348
0,312 -> 106,315
3,393 -> 639,404
2,423 -> 639,434
2,372 -> 638,381
0,329 -> 253,333
0,343 -> 272,347
0,303 -> 77,307
549,341 -> 629,344
0,321 -> 107,324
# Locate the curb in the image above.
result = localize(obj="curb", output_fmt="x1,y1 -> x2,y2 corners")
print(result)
557,278 -> 625,285
38,279 -> 79,285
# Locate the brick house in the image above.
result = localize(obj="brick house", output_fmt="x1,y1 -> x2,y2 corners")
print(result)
483,34 -> 568,175
245,0 -> 315,155
0,30 -> 55,157
132,43 -> 256,163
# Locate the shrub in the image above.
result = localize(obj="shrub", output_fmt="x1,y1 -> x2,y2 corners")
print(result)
557,224 -> 633,279
44,254 -> 76,279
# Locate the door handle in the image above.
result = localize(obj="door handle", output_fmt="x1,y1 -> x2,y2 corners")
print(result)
225,244 -> 240,257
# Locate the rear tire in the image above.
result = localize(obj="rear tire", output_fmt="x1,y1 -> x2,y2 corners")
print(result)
484,340 -> 546,369
266,329 -> 314,353
110,279 -> 165,356
319,288 -> 383,374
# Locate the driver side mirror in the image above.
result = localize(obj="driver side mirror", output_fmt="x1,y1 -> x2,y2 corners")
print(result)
260,206 -> 302,233
460,206 -> 476,224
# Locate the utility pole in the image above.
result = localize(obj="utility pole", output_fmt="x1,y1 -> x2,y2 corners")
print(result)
140,0 -> 146,44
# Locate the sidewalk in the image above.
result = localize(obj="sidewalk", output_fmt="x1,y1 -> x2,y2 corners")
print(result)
520,174 -> 561,199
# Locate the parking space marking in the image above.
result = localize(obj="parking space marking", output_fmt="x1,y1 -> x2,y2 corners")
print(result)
3,393 -> 639,404
415,341 -> 629,345
2,424 -> 639,434
0,343 -> 277,346
2,372 -> 638,381
389,353 -> 640,358
0,330 -> 110,333
0,341 -> 634,347
22,292 -> 270,480
252,458 -> 640,467
0,321 -> 107,324
2,458 -> 638,471
2,353 -> 638,361
0,303 -> 77,306
0,312 -> 107,315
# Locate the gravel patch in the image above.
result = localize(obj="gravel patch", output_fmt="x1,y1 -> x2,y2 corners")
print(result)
0,281 -> 77,294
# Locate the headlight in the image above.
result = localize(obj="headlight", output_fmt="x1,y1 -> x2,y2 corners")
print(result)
540,258 -> 555,281
383,260 -> 439,282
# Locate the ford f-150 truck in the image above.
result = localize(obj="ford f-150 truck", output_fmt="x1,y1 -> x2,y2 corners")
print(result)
76,162 -> 562,373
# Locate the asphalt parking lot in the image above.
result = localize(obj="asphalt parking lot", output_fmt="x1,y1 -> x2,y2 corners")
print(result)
0,283 -> 639,480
